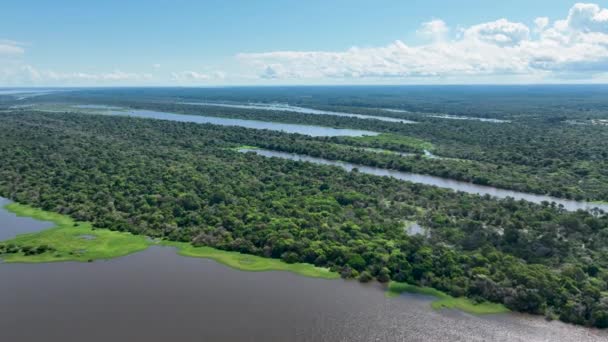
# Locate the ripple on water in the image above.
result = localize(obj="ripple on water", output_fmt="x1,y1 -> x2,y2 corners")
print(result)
0,247 -> 605,342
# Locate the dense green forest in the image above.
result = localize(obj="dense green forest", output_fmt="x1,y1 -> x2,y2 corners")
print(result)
1,110 -> 608,327
23,87 -> 608,201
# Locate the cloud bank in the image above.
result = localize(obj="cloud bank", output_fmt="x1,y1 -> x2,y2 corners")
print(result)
171,70 -> 225,82
0,64 -> 152,85
238,3 -> 608,81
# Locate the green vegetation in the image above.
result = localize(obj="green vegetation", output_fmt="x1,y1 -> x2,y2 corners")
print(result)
30,87 -> 608,200
0,203 -> 149,263
3,87 -> 608,329
387,282 -> 509,315
386,282 -> 510,315
343,133 -> 435,152
230,145 -> 259,151
162,241 -> 338,279
1,202 -> 339,279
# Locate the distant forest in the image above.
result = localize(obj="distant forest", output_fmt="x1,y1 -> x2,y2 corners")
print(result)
1,108 -> 607,327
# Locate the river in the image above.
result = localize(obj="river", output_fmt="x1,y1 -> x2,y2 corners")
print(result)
239,148 -> 608,212
0,200 -> 606,342
382,108 -> 509,123
179,101 -> 417,123
72,105 -> 379,137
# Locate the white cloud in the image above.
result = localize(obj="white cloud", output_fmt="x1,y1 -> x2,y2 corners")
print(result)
153,63 -> 161,69
0,65 -> 152,85
463,19 -> 530,46
238,3 -> 608,81
417,19 -> 449,41
566,2 -> 608,33
171,70 -> 225,82
534,17 -> 550,31
0,39 -> 24,56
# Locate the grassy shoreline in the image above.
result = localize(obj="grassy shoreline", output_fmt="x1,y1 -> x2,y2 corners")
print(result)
0,203 -> 337,279
161,240 -> 338,279
2,202 -> 506,315
386,282 -> 509,315
1,203 -> 149,263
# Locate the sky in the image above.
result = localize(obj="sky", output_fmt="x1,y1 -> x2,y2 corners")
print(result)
1,0 -> 608,86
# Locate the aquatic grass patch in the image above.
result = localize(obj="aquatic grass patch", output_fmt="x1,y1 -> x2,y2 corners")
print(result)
1,203 -> 338,279
230,145 -> 259,151
0,203 -> 150,263
386,282 -> 508,315
161,241 -> 339,279
348,133 -> 435,152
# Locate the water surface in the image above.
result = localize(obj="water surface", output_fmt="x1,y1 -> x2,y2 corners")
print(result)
181,101 -> 417,123
382,108 -> 509,123
0,201 -> 606,341
2,246 -> 606,342
73,105 -> 379,137
240,149 -> 608,212
0,198 -> 54,241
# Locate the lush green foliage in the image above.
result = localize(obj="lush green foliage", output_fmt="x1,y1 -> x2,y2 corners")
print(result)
162,240 -> 338,278
28,86 -> 608,200
386,282 -> 509,314
0,203 -> 149,262
1,110 -> 608,327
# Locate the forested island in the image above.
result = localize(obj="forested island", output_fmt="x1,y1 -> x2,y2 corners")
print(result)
1,91 -> 608,329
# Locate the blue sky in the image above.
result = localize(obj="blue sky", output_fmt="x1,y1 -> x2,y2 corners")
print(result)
1,1 -> 608,85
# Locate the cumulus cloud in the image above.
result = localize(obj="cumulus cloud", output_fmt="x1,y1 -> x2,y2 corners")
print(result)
534,17 -> 550,31
565,2 -> 608,33
417,19 -> 449,41
238,3 -> 608,81
463,19 -> 530,46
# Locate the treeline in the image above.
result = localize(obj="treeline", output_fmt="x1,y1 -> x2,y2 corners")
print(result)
1,111 -> 608,327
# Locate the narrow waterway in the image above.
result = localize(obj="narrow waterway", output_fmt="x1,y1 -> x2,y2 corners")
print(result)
239,148 -> 608,212
180,101 -> 417,123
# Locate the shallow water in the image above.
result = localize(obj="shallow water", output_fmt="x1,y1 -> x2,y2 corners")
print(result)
0,201 -> 606,341
72,105 -> 379,137
0,198 -> 54,241
240,148 -> 608,212
181,101 -> 417,123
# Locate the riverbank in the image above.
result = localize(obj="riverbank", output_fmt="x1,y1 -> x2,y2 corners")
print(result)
0,203 -> 149,263
0,203 -> 337,279
238,148 -> 608,212
161,240 -> 338,279
2,202 -> 508,315
386,282 -> 509,315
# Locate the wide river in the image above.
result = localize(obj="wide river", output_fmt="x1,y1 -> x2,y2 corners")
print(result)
0,199 -> 606,342
180,101 -> 417,123
74,105 -> 379,137
240,148 -> 608,212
